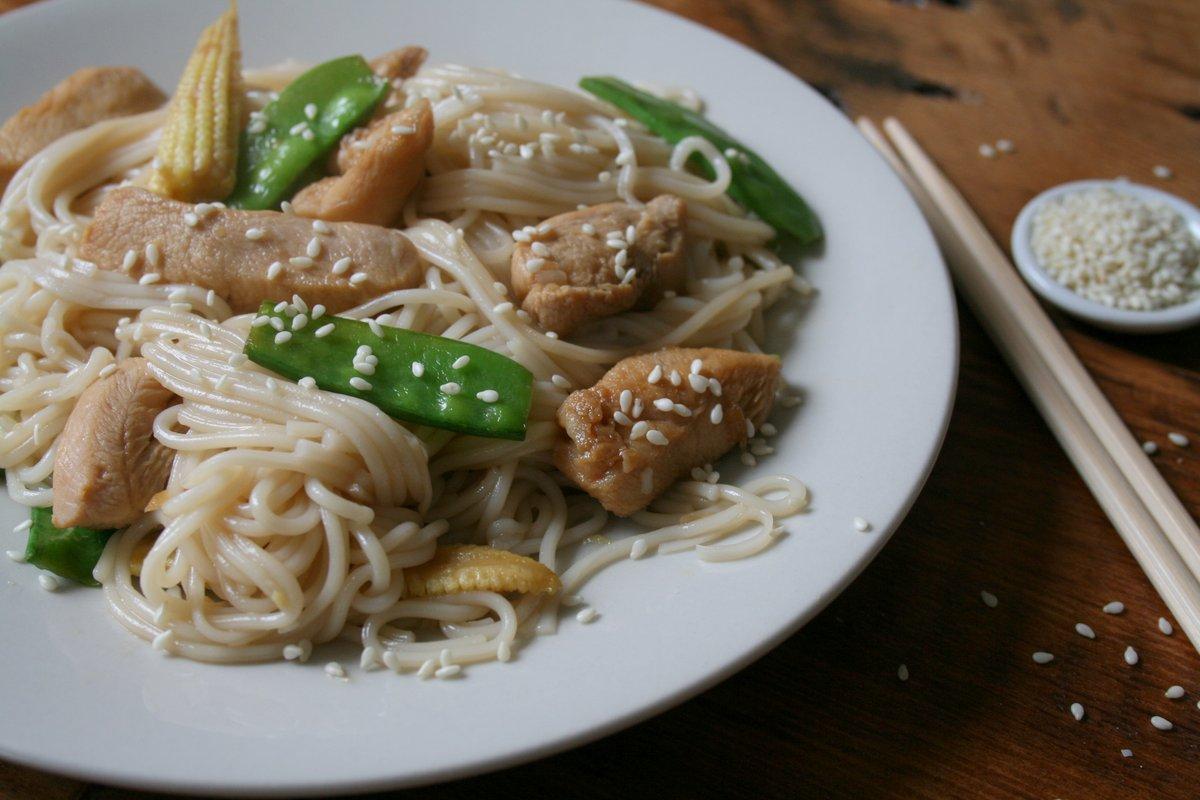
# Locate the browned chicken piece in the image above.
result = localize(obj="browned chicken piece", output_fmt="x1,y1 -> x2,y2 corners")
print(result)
556,347 -> 781,516
327,46 -> 428,174
52,358 -> 175,529
78,187 -> 422,314
510,195 -> 688,336
292,100 -> 433,227
0,66 -> 165,191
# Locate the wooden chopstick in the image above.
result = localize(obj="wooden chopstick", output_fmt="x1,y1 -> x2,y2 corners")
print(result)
856,117 -> 1200,653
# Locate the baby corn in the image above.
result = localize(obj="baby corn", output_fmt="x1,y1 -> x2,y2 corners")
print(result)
149,2 -> 243,201
405,546 -> 561,598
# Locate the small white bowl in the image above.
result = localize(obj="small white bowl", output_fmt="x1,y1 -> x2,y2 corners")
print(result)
1011,179 -> 1200,333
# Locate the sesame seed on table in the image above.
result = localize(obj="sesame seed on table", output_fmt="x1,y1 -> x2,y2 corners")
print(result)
1,0 -> 1199,799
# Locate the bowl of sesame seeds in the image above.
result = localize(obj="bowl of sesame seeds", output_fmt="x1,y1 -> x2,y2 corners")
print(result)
1011,179 -> 1200,333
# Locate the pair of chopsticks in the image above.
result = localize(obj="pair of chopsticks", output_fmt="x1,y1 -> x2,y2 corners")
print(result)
857,117 -> 1200,654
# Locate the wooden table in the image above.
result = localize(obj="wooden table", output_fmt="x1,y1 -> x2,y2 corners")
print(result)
2,0 -> 1198,797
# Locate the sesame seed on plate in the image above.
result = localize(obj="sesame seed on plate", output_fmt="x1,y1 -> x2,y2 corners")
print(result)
1124,646 -> 1139,665
38,573 -> 61,592
349,377 -> 372,391
5,549 -> 25,563
477,389 -> 500,403
440,382 -> 461,395
853,516 -> 871,532
1032,651 -> 1055,664
1075,622 -> 1096,639
1103,601 -> 1125,614
576,607 -> 599,624
1166,685 -> 1185,699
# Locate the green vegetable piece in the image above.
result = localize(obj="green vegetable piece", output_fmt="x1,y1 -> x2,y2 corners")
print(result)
24,507 -> 116,587
226,55 -> 389,210
579,76 -> 822,246
244,303 -> 534,441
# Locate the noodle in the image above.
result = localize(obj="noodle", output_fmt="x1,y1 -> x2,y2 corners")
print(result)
0,63 -> 809,672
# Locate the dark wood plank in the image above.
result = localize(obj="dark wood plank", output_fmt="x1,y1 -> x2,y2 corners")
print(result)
4,1 -> 1200,798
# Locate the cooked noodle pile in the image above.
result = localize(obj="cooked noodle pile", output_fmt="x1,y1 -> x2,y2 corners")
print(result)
0,64 -> 808,672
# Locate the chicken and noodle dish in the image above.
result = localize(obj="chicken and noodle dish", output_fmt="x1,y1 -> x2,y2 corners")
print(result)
0,5 -> 819,675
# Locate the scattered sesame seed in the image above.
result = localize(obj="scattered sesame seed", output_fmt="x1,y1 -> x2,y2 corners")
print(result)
996,139 -> 1015,153
1122,748 -> 1133,758
546,331 -> 559,339
1150,715 -> 1174,731
647,365 -> 663,384
306,237 -> 322,258
311,304 -> 325,319
980,590 -> 998,608
897,664 -> 909,681
415,659 -> 437,680
710,404 -> 724,424
440,382 -> 461,395
1070,702 -> 1085,721
5,549 -> 26,563
1075,622 -> 1096,639
1166,685 -> 1185,699
630,538 -> 648,559
1124,646 -> 1139,665
312,219 -> 332,235
493,301 -> 514,315
452,355 -> 470,369
551,374 -> 570,389
435,664 -> 462,679
669,370 -> 682,386
145,242 -> 161,267
581,223 -> 597,235
301,129 -> 315,141
525,257 -> 546,272
324,662 -> 347,680
289,256 -> 315,268
978,143 -> 996,158
613,410 -> 632,425
708,378 -> 722,396
349,376 -> 372,391
620,389 -> 633,413
38,573 -> 61,592
411,362 -> 425,377
476,389 -> 500,403
853,516 -> 872,532
266,260 -> 285,280
391,123 -> 416,135
332,257 -> 352,275
761,423 -> 777,437
1103,601 -> 1125,614
741,451 -> 757,467
349,272 -> 368,285
1142,441 -> 1159,455
183,212 -> 199,227
314,323 -> 335,338
746,420 -> 756,438
653,397 -> 674,412
576,607 -> 599,624
1032,651 -> 1055,664
121,249 -> 139,270
292,314 -> 308,331
1159,617 -> 1174,635
138,273 -> 161,285
646,429 -> 669,446
687,373 -> 708,393
244,227 -> 265,241
274,331 -> 292,344
1153,165 -> 1173,180
1167,432 -> 1189,447
673,403 -> 692,417
298,376 -> 317,389
632,398 -> 643,418
630,421 -> 649,440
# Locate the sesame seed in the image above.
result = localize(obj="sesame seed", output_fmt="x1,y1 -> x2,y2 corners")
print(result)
1122,749 -> 1133,758
620,389 -> 633,413
183,212 -> 199,227
551,374 -> 571,389
853,516 -> 871,532
391,123 -> 416,135
493,301 -> 514,315
897,664 -> 909,681
298,376 -> 316,389
746,420 -> 756,438
411,362 -> 425,377
1159,617 -> 1174,635
668,370 -> 681,386
710,404 -> 724,424
630,421 -> 649,440
311,304 -> 325,319
312,219 -> 332,235
414,659 -> 436,680
440,382 -> 461,395
525,257 -> 546,272
647,365 -> 662,384
980,590 -> 998,608
452,355 -> 470,369
301,129 -> 315,141
546,331 -> 559,339
292,314 -> 308,331
5,549 -> 26,563
138,272 -> 161,285
1103,601 -> 1125,614
245,227 -> 265,240
367,319 -> 383,337
630,538 -> 648,559
306,237 -> 322,258
1166,685 -> 1185,699
314,323 -> 335,338
741,451 -> 757,466
996,138 -> 1015,153
708,378 -> 723,396
121,249 -> 139,271
653,397 -> 674,412
349,272 -> 368,285
435,664 -> 462,679
576,607 -> 599,624
1153,165 -> 1173,180
1124,646 -> 1139,665
1142,441 -> 1159,454
581,223 -> 597,235
477,389 -> 500,403
1075,622 -> 1096,639
761,423 -> 777,437
673,403 -> 691,417
289,256 -> 315,268
1150,715 -> 1174,731
350,377 -> 372,391
1032,652 -> 1055,664
689,358 -> 702,375
613,410 -> 632,425
632,398 -> 643,418
323,662 -> 348,680
531,242 -> 550,257
39,573 -> 61,592
266,261 -> 284,280
1070,703 -> 1085,721
1168,432 -> 1189,447
620,269 -> 636,286
646,429 -> 669,446
274,331 -> 292,344
145,242 -> 160,267
978,143 -> 996,158
687,373 -> 708,393
332,257 -> 352,275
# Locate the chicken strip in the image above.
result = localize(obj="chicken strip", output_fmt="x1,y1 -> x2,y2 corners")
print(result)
292,100 -> 433,227
79,187 -> 422,313
328,45 -> 428,174
556,348 -> 780,516
511,195 -> 688,336
0,66 -> 165,191
52,358 -> 175,529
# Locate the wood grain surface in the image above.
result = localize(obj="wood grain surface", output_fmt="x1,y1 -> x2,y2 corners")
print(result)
2,0 -> 1199,797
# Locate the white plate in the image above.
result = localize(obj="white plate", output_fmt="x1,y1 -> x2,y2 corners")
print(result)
0,0 -> 957,795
